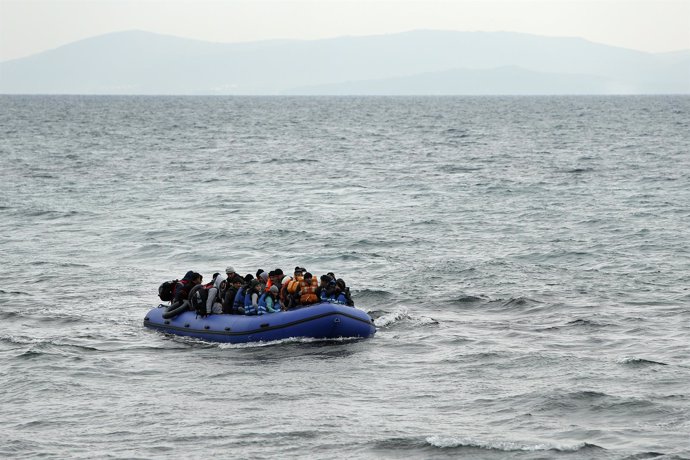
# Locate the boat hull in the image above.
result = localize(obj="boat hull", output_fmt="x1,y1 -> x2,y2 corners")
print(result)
143,302 -> 376,343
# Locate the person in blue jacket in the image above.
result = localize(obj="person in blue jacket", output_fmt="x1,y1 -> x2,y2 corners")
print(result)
244,280 -> 262,315
333,278 -> 354,306
233,275 -> 254,315
316,274 -> 336,301
258,285 -> 281,314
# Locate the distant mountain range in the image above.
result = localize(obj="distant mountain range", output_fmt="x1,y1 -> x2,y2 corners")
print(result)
1,30 -> 688,95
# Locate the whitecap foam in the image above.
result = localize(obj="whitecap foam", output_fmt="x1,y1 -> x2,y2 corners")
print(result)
425,435 -> 596,452
616,356 -> 668,366
373,306 -> 437,328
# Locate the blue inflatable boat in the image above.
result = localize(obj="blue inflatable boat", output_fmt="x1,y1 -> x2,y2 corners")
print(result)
143,302 -> 376,343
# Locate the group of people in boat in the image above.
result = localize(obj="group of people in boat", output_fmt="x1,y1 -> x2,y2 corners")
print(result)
161,266 -> 354,318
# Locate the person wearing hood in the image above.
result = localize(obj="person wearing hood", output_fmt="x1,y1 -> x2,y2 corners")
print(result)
258,270 -> 269,290
205,272 -> 225,315
204,273 -> 220,289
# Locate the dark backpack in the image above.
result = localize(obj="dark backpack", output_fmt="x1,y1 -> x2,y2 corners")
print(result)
190,285 -> 210,317
158,280 -> 178,302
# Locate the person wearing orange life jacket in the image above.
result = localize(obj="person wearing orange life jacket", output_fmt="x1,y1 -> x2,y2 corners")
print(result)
264,270 -> 274,291
299,272 -> 319,305
265,268 -> 283,292
284,267 -> 305,309
279,275 -> 292,308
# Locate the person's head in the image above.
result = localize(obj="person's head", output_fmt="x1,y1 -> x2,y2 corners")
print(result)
231,276 -> 243,287
274,268 -> 283,277
304,272 -> 313,281
327,272 -> 335,280
212,272 -> 220,282
192,273 -> 203,285
256,269 -> 265,279
336,278 -> 346,289
294,266 -> 302,276
259,271 -> 269,282
320,275 -> 330,287
269,285 -> 279,296
250,280 -> 261,292
244,274 -> 254,284
225,266 -> 236,277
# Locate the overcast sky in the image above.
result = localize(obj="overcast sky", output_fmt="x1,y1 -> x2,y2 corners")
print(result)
1,0 -> 689,62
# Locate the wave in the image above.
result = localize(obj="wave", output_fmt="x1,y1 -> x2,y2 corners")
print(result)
620,453 -> 667,460
0,289 -> 30,296
484,296 -> 543,311
534,390 -> 658,414
502,296 -> 534,307
451,294 -> 488,304
617,357 -> 668,366
244,157 -> 317,164
566,318 -> 609,328
425,436 -> 602,452
21,209 -> 83,219
373,307 -> 438,328
374,436 -> 601,453
559,167 -> 596,174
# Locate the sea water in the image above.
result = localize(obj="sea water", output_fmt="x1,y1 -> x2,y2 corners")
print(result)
1,95 -> 689,459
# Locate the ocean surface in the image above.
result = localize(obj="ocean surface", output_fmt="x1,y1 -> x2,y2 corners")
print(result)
1,95 -> 689,459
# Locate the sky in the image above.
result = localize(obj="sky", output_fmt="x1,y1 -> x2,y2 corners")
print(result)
1,0 -> 689,62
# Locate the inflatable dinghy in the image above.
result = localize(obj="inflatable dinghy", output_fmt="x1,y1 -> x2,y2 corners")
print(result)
144,302 -> 376,343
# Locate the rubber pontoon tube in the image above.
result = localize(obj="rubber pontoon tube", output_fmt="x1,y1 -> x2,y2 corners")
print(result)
162,301 -> 189,319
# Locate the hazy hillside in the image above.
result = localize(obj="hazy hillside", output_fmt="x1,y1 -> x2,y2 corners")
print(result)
0,30 -> 688,94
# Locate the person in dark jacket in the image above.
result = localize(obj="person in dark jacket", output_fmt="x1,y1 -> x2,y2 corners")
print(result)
222,275 -> 243,314
171,271 -> 195,306
164,271 -> 201,318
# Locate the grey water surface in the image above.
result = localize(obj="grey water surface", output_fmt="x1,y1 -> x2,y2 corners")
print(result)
1,95 -> 689,459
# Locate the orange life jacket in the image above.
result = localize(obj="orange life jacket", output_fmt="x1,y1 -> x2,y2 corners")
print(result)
287,278 -> 301,294
299,277 -> 319,304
